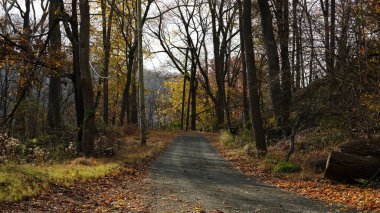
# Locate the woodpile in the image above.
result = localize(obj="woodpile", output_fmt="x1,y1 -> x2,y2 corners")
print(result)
324,139 -> 380,181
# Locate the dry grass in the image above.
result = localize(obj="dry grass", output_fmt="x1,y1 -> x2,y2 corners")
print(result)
0,129 -> 178,203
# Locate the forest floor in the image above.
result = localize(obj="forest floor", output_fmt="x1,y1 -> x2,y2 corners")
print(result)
0,130 -> 178,212
206,133 -> 380,212
0,131 -> 378,212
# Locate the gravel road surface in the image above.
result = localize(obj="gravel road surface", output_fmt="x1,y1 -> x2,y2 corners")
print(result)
148,133 -> 349,213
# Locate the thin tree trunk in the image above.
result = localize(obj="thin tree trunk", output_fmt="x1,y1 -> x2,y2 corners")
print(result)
320,0 -> 330,73
303,0 -> 314,83
101,0 -> 115,125
1,68 -> 9,118
129,70 -> 138,124
137,0 -> 146,145
72,0 -> 84,149
242,0 -> 267,155
295,18 -> 301,90
238,0 -> 249,127
208,0 -> 225,128
186,76 -> 191,131
180,49 -> 189,130
291,0 -> 297,91
190,56 -> 197,131
299,18 -> 305,88
329,0 -> 335,73
119,0 -> 153,127
120,45 -> 137,125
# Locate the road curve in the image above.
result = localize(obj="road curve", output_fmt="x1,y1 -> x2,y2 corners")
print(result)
148,133 -> 349,213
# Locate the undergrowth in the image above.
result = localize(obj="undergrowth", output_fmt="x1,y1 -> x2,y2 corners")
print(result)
0,129 -> 173,202
0,162 -> 118,202
273,161 -> 301,173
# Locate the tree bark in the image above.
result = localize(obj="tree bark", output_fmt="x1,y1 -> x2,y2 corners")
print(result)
60,0 -> 84,149
329,0 -> 335,73
79,0 -> 96,156
242,0 -> 267,154
256,0 -> 283,121
120,45 -> 136,126
180,49 -> 189,130
207,0 -> 229,128
101,0 -> 115,125
48,0 -> 62,130
238,0 -> 249,127
339,140 -> 380,158
320,0 -> 330,73
190,55 -> 197,131
129,70 -> 138,124
71,0 -> 84,149
276,0 -> 292,125
137,0 -> 146,145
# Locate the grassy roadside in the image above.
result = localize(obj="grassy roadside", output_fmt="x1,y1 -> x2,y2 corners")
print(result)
0,129 -> 177,203
205,131 -> 380,211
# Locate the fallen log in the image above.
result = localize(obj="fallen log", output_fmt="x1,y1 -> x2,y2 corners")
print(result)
339,140 -> 380,158
325,151 -> 380,181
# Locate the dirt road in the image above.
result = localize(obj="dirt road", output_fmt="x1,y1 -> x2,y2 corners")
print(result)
149,133 -> 348,213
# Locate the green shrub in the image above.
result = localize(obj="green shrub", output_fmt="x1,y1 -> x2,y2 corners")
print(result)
264,158 -> 279,165
239,127 -> 254,146
273,161 -> 301,173
219,130 -> 236,148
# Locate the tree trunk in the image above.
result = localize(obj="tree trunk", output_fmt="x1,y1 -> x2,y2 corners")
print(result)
256,0 -> 283,121
339,140 -> 380,158
137,0 -> 146,145
61,0 -> 84,149
129,71 -> 138,124
101,0 -> 115,125
208,0 -> 225,128
239,6 -> 249,127
180,49 -> 189,130
48,0 -> 62,130
186,75 -> 191,131
72,0 -> 84,149
303,0 -> 314,83
190,56 -> 197,131
79,0 -> 96,156
285,115 -> 301,161
336,1 -> 350,73
242,0 -> 267,154
276,0 -> 292,125
119,0 -> 153,127
329,0 -> 335,73
119,44 -> 136,126
1,68 -> 9,118
320,0 -> 330,73
325,151 -> 380,181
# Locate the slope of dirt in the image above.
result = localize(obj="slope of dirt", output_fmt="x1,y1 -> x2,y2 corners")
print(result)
148,133 -> 353,213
